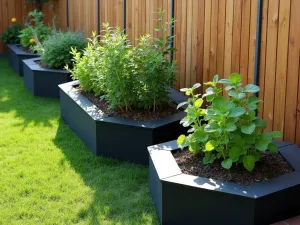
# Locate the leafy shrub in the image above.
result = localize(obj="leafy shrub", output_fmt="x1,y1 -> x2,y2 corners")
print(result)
68,33 -> 106,94
19,10 -> 51,48
69,10 -> 177,111
34,30 -> 87,69
177,73 -> 283,172
0,18 -> 22,45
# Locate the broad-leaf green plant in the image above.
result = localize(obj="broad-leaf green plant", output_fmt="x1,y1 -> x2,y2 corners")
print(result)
177,73 -> 282,172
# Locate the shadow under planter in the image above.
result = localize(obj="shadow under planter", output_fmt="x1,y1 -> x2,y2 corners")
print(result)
148,140 -> 300,225
23,58 -> 71,99
58,80 -> 187,165
8,44 -> 39,76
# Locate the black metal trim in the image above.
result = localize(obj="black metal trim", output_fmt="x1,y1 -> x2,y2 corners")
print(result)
254,0 -> 263,96
170,0 -> 175,63
97,0 -> 101,36
66,0 -> 69,28
123,0 -> 127,34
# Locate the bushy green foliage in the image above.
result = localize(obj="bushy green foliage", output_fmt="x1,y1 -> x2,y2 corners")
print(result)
69,10 -> 177,111
19,10 -> 51,48
0,23 -> 22,45
68,33 -> 107,94
177,73 -> 283,172
35,30 -> 87,69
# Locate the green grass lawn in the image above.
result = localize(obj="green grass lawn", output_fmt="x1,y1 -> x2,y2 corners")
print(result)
0,56 -> 159,225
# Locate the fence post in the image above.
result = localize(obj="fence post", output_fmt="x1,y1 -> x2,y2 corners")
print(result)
170,0 -> 175,64
254,0 -> 263,96
123,0 -> 127,34
66,0 -> 69,28
97,0 -> 101,35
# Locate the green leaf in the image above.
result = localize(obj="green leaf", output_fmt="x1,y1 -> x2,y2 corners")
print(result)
205,140 -> 217,151
222,159 -> 233,169
204,123 -> 220,133
254,119 -> 267,129
177,135 -> 186,147
225,85 -> 234,91
213,96 -> 227,112
241,123 -> 256,134
155,26 -> 161,31
189,142 -> 200,152
218,79 -> 231,84
243,84 -> 260,93
255,140 -> 270,152
229,147 -> 242,162
268,143 -> 279,153
271,131 -> 283,139
243,155 -> 255,172
185,90 -> 192,96
213,75 -> 219,85
203,152 -> 216,164
177,101 -> 188,109
228,107 -> 246,117
229,73 -> 242,83
192,83 -> 201,89
194,129 -> 209,142
194,98 -> 204,108
225,123 -> 237,132
180,88 -> 189,92
204,81 -> 214,86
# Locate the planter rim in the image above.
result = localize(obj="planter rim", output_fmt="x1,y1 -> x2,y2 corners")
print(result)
59,80 -> 186,128
8,44 -> 39,57
148,140 -> 300,199
23,57 -> 70,74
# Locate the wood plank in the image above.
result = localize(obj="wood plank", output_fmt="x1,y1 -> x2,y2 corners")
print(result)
217,0 -> 226,80
231,0 -> 242,73
263,0 -> 279,131
209,0 -> 218,81
224,0 -> 234,79
285,0 -> 300,142
203,0 -> 211,83
273,0 -> 291,138
258,0 -> 269,119
179,0 -> 187,89
185,0 -> 192,87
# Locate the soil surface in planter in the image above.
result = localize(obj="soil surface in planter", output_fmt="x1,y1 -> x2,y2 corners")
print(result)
19,46 -> 36,54
173,150 -> 294,186
80,89 -> 179,121
36,61 -> 65,70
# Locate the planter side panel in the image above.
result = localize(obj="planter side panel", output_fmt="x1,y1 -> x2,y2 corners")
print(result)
254,185 -> 300,225
60,89 -> 97,154
34,71 -> 71,98
149,157 -> 163,224
96,121 -> 153,164
23,63 -> 35,94
161,180 -> 255,225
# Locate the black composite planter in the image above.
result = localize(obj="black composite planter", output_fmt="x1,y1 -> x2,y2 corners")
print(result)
8,44 -> 39,76
23,58 -> 71,98
58,80 -> 187,165
148,140 -> 300,225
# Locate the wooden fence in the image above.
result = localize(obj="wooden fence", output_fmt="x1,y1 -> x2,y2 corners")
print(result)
0,0 -> 300,145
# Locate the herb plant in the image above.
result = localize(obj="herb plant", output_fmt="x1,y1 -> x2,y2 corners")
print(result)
0,18 -> 22,45
69,10 -> 177,112
19,10 -> 51,48
177,73 -> 283,172
34,30 -> 87,69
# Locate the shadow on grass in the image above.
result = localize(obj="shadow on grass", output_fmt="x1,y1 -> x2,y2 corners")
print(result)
53,116 -> 159,224
0,56 -> 58,128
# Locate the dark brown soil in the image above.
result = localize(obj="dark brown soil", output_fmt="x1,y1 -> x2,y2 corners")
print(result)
79,89 -> 179,121
173,150 -> 294,186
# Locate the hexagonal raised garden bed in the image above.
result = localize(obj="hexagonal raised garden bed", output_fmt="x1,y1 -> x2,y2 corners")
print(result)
8,44 -> 39,76
23,57 -> 71,98
58,80 -> 187,165
148,140 -> 300,225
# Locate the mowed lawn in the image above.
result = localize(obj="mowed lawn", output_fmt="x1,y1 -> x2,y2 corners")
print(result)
0,56 -> 159,225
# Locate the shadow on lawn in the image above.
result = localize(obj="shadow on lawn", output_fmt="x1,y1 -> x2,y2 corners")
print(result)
53,119 -> 159,225
0,57 -> 58,128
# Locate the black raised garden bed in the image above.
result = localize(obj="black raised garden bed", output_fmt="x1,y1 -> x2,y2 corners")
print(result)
148,140 -> 300,225
58,80 -> 187,165
8,44 -> 39,76
23,58 -> 71,99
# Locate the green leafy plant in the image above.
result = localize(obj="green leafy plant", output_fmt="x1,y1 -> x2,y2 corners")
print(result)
69,10 -> 177,112
19,10 -> 51,48
0,20 -> 22,45
33,30 -> 87,69
177,73 -> 283,172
